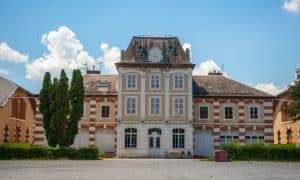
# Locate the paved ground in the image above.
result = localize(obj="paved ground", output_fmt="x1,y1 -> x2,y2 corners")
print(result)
0,159 -> 299,180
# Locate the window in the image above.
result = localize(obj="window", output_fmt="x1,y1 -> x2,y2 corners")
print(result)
11,98 -> 26,119
200,106 -> 209,119
98,82 -> 109,87
150,97 -> 160,115
245,135 -> 264,144
150,74 -> 160,89
125,128 -> 137,148
174,97 -> 184,116
224,106 -> 233,119
126,97 -> 136,114
14,125 -> 21,142
277,130 -> 281,144
3,125 -> 9,143
127,74 -> 136,89
287,129 -> 293,144
220,134 -> 239,145
174,73 -> 183,89
101,106 -> 110,118
173,128 -> 185,148
249,106 -> 259,119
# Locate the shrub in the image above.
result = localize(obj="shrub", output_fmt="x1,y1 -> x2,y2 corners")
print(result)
220,143 -> 300,161
0,143 -> 99,160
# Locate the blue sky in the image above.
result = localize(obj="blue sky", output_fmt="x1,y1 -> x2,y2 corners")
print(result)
0,0 -> 300,94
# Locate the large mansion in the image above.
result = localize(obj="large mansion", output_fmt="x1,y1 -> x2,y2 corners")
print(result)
32,36 -> 275,157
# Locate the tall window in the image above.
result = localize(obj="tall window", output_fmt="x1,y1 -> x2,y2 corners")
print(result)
101,106 -> 110,118
126,97 -> 136,114
173,128 -> 185,148
14,125 -> 21,142
150,74 -> 160,89
150,97 -> 160,115
174,73 -> 183,89
287,129 -> 293,144
277,130 -> 281,144
3,125 -> 9,143
125,128 -> 137,148
224,106 -> 233,119
11,98 -> 26,119
174,97 -> 184,115
249,106 -> 259,119
127,74 -> 136,89
200,106 -> 209,119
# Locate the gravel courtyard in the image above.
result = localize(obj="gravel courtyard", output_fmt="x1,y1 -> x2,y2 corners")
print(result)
0,159 -> 299,180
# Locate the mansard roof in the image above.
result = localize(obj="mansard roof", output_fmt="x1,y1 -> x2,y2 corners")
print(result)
193,75 -> 273,98
83,73 -> 118,96
117,35 -> 193,66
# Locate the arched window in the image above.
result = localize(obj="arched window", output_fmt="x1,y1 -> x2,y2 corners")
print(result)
11,98 -> 26,119
287,129 -> 293,144
277,130 -> 281,144
14,125 -> 21,142
124,128 -> 137,148
173,97 -> 184,116
126,97 -> 136,115
173,128 -> 185,148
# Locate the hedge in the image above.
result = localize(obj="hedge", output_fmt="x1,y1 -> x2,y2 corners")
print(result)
0,143 -> 99,160
220,143 -> 300,161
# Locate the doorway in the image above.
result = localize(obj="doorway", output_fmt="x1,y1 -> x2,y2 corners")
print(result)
148,128 -> 161,157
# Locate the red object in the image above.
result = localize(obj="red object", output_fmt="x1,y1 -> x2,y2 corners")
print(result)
214,150 -> 228,162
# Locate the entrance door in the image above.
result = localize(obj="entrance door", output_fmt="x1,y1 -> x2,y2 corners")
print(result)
194,131 -> 214,157
148,128 -> 161,158
95,129 -> 115,154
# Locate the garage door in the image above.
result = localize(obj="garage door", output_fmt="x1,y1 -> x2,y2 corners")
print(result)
73,129 -> 89,148
95,129 -> 115,154
194,131 -> 214,157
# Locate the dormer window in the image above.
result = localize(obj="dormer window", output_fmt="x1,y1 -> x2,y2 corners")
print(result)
168,45 -> 176,55
98,82 -> 109,87
136,44 -> 143,52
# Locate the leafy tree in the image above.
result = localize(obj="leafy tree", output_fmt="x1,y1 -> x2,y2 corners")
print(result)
285,76 -> 300,120
66,70 -> 84,146
39,72 -> 52,140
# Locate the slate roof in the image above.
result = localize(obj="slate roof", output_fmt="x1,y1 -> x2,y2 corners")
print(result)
192,75 -> 273,98
0,76 -> 19,107
83,73 -> 118,95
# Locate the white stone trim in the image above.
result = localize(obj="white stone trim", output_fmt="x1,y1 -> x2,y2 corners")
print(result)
238,102 -> 245,106
165,70 -> 169,121
141,71 -> 145,120
90,100 -> 96,105
264,136 -> 273,140
35,114 -> 43,118
239,128 -> 245,133
213,128 -> 220,132
264,109 -> 273,114
89,134 -> 95,138
263,102 -> 273,107
264,116 -> 273,120
188,69 -> 193,122
118,68 -> 123,121
264,128 -> 273,133
89,127 -> 96,131
213,101 -> 220,106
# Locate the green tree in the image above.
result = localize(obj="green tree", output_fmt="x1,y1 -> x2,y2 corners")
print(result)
285,77 -> 300,120
39,72 -> 52,140
48,78 -> 59,147
66,69 -> 84,146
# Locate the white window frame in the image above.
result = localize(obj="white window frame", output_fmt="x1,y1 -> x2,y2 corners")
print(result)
245,132 -> 264,144
125,96 -> 137,115
173,73 -> 184,90
150,73 -> 161,90
220,132 -> 239,145
126,73 -> 137,90
199,104 -> 209,120
249,104 -> 259,120
173,96 -> 184,116
100,103 -> 110,119
149,96 -> 161,116
224,105 -> 234,120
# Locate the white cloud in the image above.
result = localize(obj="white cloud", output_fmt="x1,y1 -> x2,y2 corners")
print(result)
97,43 -> 120,74
26,26 -> 95,80
193,59 -> 228,76
254,83 -> 287,95
0,68 -> 10,75
0,43 -> 28,63
283,0 -> 300,13
182,42 -> 192,58
26,26 -> 121,80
